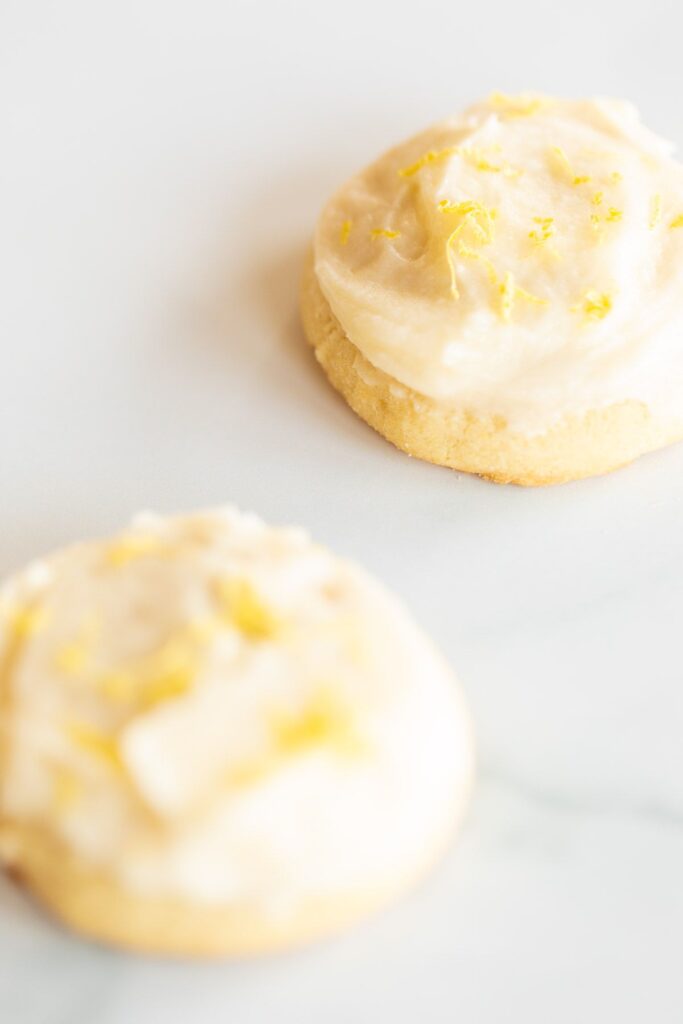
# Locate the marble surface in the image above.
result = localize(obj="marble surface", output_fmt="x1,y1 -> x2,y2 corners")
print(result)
2,1 -> 683,1020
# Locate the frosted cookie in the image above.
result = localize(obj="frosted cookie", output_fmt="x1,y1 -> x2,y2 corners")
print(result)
301,93 -> 683,484
0,508 -> 473,956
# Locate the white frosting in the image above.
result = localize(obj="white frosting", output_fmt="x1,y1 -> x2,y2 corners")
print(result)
314,94 -> 683,434
0,509 -> 472,912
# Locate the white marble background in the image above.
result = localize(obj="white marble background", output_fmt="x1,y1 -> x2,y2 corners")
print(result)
1,1 -> 683,1021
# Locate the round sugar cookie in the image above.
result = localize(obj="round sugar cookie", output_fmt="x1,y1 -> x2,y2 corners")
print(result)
302,93 -> 683,485
0,508 -> 473,956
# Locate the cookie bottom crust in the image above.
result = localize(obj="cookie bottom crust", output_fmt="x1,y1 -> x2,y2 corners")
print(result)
301,255 -> 682,485
0,781 -> 471,958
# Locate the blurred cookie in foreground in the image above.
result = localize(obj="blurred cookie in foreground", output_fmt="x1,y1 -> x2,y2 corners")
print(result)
0,508 -> 473,956
302,93 -> 683,484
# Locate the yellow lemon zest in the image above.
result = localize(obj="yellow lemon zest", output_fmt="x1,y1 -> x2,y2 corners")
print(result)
459,246 -> 546,320
399,142 -> 522,179
215,578 -> 280,640
370,228 -> 400,240
398,138 -> 524,180
273,690 -> 361,756
591,191 -> 604,206
440,200 -> 545,317
459,146 -> 522,178
142,669 -> 193,709
6,604 -> 47,641
669,214 -> 683,229
398,146 -> 459,177
339,219 -> 352,245
649,194 -> 662,229
227,690 -> 363,789
498,271 -> 547,322
440,200 -> 497,298
135,635 -> 198,708
548,146 -> 591,186
53,615 -> 100,677
457,244 -> 499,285
438,198 -> 497,227
98,627 -> 201,708
489,92 -> 548,118
572,290 -> 612,320
68,723 -> 122,770
591,204 -> 623,234
105,533 -> 162,569
528,216 -> 556,246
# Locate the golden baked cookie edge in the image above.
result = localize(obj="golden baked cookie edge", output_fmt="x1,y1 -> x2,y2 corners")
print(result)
0,775 -> 472,958
300,253 -> 682,486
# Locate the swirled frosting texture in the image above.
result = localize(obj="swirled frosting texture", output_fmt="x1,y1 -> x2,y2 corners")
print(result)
0,509 -> 471,911
314,94 -> 683,433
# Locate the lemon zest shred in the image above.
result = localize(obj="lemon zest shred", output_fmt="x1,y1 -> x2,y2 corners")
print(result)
105,533 -> 162,569
547,146 -> 591,186
440,199 -> 545,317
398,146 -> 459,177
489,92 -> 548,118
53,615 -> 100,677
529,216 -> 556,246
67,723 -> 122,770
339,219 -> 352,245
141,669 -> 193,709
459,146 -> 522,178
99,663 -> 193,709
6,604 -> 47,641
669,214 -> 683,229
272,690 -> 362,757
215,578 -> 280,640
548,146 -> 571,177
227,690 -> 364,789
399,141 -> 523,180
591,192 -> 604,206
137,635 -> 199,708
440,200 -> 497,235
439,200 -> 497,298
605,207 -> 623,223
572,290 -> 612,320
649,194 -> 662,230
457,244 -> 499,285
370,228 -> 400,240
459,246 -> 546,319
498,272 -> 547,322
98,629 -> 201,708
